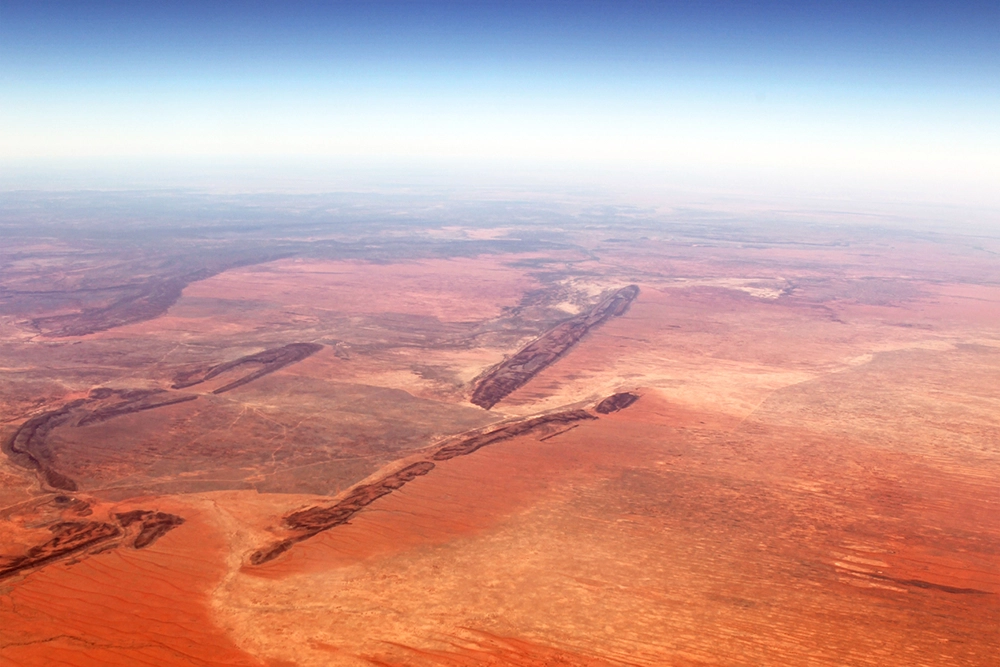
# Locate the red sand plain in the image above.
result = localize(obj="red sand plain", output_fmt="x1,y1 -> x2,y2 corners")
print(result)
81,255 -> 549,344
1,498 -> 270,667
181,257 -> 542,322
2,232 -> 999,666
212,388 -> 999,666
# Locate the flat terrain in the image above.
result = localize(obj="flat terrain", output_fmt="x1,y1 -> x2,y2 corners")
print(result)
1,193 -> 998,666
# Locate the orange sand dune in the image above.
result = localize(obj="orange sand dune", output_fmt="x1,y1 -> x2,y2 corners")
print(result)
1,499 -> 270,667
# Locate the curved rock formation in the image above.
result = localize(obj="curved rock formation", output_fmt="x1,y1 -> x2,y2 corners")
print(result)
3,389 -> 200,492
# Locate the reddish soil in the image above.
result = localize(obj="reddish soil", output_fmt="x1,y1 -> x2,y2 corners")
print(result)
179,256 -> 544,324
363,631 -> 635,666
0,500 -> 269,667
3,217 -> 998,666
227,387 -> 998,666
249,407 -> 602,564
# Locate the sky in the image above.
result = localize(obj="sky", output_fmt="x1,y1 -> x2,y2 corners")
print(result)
1,1 -> 998,207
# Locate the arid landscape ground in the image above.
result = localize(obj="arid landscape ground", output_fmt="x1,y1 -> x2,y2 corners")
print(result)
1,193 -> 997,666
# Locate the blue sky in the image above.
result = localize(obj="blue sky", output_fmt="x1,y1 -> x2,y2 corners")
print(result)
1,1 -> 997,205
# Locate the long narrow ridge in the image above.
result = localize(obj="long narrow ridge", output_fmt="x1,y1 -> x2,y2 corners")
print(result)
470,285 -> 639,409
248,395 -> 640,565
171,342 -> 323,393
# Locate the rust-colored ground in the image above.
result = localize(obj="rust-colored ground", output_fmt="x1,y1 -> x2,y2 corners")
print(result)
213,383 -> 999,666
2,213 -> 998,666
1,498 -> 271,667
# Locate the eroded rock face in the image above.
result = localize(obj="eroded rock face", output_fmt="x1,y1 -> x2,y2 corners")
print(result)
0,521 -> 122,581
471,286 -> 639,409
3,390 -> 200,492
115,510 -> 186,549
171,342 -> 324,393
431,410 -> 596,461
0,508 -> 187,581
249,461 -> 437,565
595,392 -> 639,414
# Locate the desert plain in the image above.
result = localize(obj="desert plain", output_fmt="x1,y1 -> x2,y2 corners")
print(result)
0,194 -> 998,666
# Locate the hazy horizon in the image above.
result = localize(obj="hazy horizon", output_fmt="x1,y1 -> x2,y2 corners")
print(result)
2,1 -> 998,210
